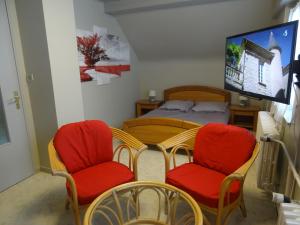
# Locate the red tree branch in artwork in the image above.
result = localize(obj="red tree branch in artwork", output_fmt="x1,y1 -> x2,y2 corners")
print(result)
77,33 -> 109,67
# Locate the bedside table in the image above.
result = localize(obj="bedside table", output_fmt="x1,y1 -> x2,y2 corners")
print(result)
136,100 -> 163,117
229,105 -> 260,131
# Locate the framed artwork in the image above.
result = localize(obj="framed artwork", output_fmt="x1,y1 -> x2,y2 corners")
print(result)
77,26 -> 130,85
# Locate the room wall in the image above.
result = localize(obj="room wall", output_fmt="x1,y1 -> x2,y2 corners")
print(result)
114,0 -> 274,61
138,56 -> 265,107
15,0 -> 58,169
73,0 -> 141,127
42,0 -> 85,126
119,0 -> 274,105
139,57 -> 225,98
16,0 -> 86,169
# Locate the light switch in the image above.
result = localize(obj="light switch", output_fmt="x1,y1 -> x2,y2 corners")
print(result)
27,73 -> 34,82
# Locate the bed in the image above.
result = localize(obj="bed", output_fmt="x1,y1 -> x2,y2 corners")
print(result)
123,85 -> 231,145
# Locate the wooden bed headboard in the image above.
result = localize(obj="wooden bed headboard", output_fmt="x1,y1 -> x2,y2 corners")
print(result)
164,85 -> 231,104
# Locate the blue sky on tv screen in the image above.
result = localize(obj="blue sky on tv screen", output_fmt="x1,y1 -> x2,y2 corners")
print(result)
227,23 -> 296,67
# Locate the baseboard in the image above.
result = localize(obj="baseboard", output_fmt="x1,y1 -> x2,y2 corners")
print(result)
40,166 -> 51,174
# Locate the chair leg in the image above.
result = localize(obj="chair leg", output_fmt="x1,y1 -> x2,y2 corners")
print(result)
215,212 -> 223,225
71,201 -> 81,225
203,214 -> 212,225
216,208 -> 233,225
65,198 -> 70,210
239,196 -> 247,218
223,211 -> 233,225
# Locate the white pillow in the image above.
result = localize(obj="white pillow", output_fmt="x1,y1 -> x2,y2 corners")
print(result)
160,100 -> 194,112
192,102 -> 228,112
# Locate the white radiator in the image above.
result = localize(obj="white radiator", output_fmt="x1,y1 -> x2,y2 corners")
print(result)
277,203 -> 300,225
256,111 -> 281,191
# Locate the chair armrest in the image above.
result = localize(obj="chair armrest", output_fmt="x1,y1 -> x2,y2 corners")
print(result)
158,127 -> 200,150
218,173 -> 244,212
133,144 -> 172,180
156,143 -> 193,181
113,143 -> 134,171
234,143 -> 260,175
169,144 -> 192,169
218,143 -> 260,211
48,140 -> 78,205
156,144 -> 171,179
111,127 -> 147,151
48,139 -> 67,173
157,127 -> 199,178
111,127 -> 147,180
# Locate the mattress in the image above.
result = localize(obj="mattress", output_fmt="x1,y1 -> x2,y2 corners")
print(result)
141,108 -> 230,124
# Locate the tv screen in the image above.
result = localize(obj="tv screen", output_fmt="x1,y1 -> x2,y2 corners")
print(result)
224,21 -> 298,104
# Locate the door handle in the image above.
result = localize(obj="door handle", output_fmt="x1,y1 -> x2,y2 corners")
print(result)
7,91 -> 20,109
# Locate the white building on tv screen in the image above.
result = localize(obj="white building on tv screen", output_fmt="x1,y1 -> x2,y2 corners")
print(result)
225,32 -> 289,101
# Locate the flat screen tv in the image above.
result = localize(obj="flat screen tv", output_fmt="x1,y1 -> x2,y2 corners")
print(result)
224,21 -> 298,104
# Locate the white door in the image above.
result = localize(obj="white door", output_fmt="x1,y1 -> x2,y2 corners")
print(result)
0,0 -> 34,191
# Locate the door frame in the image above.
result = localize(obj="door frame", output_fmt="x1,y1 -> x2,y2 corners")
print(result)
4,0 -> 40,171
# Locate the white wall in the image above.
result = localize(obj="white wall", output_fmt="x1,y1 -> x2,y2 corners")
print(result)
139,57 -> 225,99
117,0 -> 274,105
15,0 -> 140,169
42,0 -> 85,126
15,0 -> 58,169
73,0 -> 140,127
138,57 -> 264,106
16,0 -> 86,169
115,0 -> 274,61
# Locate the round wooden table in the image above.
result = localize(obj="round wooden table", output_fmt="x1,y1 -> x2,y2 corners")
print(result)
84,181 -> 203,225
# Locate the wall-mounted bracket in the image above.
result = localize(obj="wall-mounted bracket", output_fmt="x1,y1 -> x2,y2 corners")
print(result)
292,55 -> 300,88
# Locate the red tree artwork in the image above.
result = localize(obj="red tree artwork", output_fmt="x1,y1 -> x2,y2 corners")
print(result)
77,33 -> 109,67
76,27 -> 131,84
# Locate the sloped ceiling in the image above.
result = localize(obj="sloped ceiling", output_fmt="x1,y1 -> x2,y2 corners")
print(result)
104,0 -> 275,60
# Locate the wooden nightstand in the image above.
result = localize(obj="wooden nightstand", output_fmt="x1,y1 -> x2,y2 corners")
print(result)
136,100 -> 163,117
229,105 -> 260,131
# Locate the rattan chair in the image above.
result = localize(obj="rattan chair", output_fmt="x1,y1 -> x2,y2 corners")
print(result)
156,124 -> 259,225
48,120 -> 147,225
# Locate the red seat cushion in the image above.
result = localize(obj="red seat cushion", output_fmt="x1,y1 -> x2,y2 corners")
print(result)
166,163 -> 240,208
67,161 -> 135,205
193,123 -> 256,175
54,120 -> 113,173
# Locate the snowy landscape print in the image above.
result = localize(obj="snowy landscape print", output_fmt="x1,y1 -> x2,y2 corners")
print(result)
77,26 -> 130,85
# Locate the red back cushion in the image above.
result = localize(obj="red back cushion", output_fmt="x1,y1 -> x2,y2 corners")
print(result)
53,120 -> 113,173
193,123 -> 256,175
